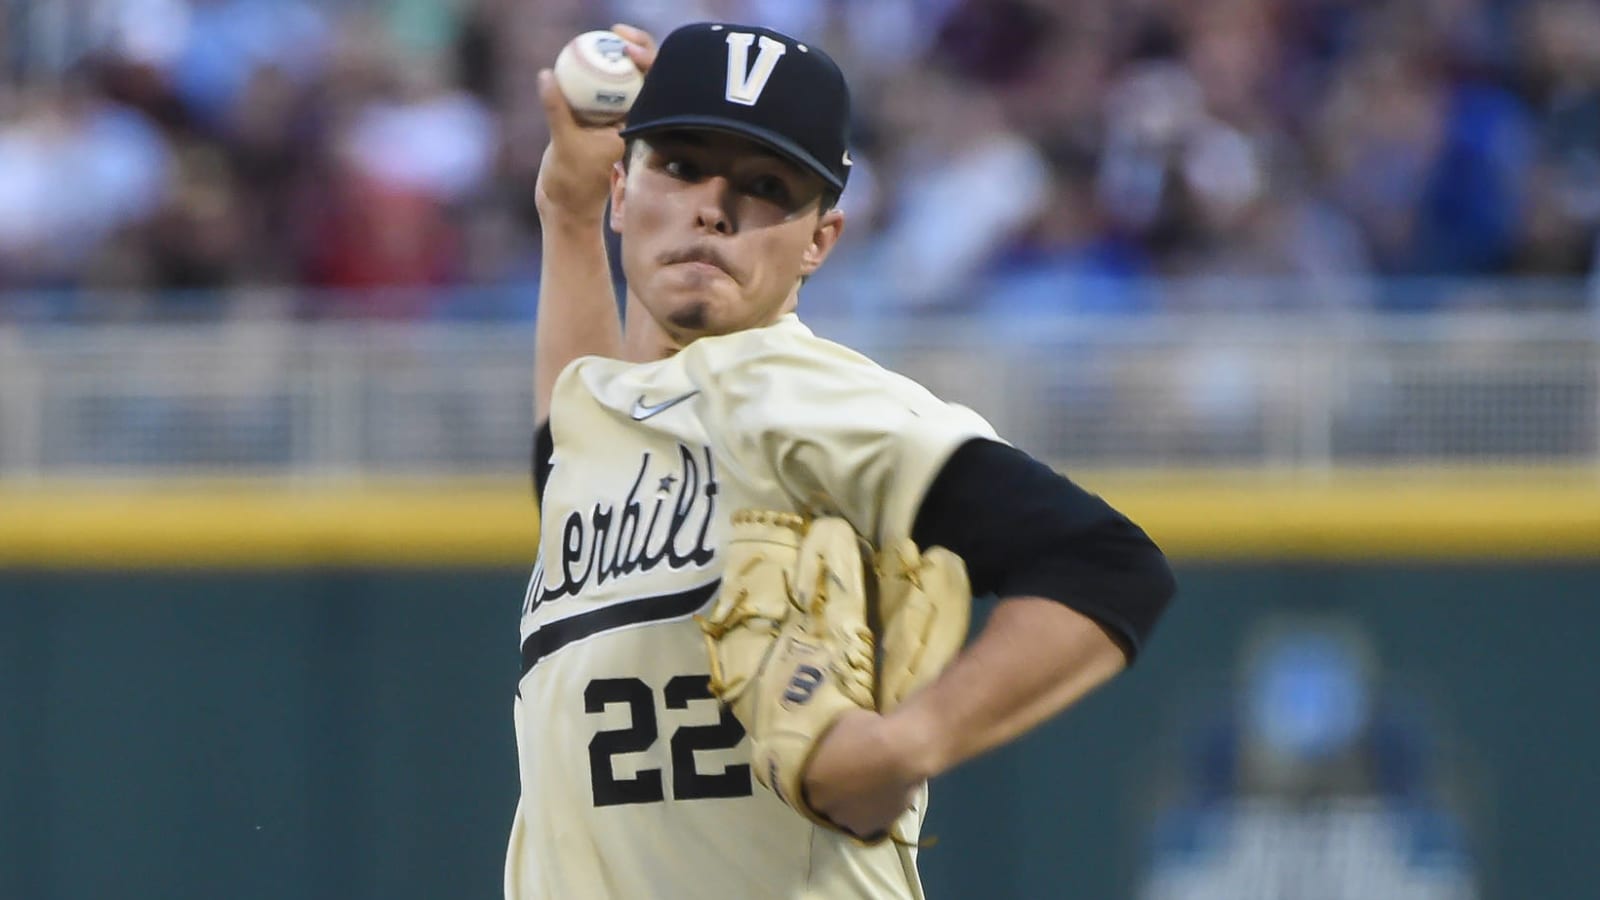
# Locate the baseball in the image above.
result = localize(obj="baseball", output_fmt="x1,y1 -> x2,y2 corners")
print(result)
553,30 -> 644,125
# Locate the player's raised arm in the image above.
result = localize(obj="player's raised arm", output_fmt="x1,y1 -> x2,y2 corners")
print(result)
532,25 -> 655,422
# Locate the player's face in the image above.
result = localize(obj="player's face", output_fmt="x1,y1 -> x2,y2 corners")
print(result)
610,131 -> 844,343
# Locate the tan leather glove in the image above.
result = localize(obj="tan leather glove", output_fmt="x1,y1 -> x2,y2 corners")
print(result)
699,510 -> 971,836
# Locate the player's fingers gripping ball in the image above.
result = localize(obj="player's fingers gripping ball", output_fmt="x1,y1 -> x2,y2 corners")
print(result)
699,510 -> 973,837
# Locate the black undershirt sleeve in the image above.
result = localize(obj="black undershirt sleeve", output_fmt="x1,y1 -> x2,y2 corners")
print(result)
532,419 -> 554,502
911,438 -> 1177,661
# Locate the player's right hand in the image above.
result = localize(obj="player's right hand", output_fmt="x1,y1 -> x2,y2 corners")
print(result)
801,708 -> 927,839
534,23 -> 656,221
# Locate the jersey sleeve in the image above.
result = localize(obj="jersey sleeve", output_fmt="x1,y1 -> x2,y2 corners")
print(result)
701,340 -> 998,546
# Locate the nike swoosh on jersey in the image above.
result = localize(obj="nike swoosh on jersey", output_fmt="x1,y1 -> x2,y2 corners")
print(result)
630,390 -> 700,420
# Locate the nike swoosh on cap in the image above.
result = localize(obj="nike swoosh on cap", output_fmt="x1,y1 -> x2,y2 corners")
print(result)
630,390 -> 700,421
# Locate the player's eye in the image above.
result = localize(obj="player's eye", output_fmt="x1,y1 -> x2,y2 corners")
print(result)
662,157 -> 702,181
744,174 -> 792,205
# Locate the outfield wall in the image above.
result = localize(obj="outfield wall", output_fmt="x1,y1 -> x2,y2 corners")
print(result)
3,474 -> 1598,898
2,565 -> 1598,899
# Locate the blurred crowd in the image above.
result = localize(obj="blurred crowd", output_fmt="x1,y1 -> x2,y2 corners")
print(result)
1,0 -> 1598,321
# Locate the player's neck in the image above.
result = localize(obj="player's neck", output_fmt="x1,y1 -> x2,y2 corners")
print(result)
621,290 -> 801,363
622,292 -> 685,363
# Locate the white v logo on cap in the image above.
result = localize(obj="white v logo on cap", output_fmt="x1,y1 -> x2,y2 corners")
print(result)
723,33 -> 787,106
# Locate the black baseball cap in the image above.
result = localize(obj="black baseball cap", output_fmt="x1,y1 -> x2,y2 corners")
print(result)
621,22 -> 852,192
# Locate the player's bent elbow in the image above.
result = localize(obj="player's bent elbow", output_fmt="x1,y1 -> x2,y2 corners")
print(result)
1116,539 -> 1178,657
1010,522 -> 1178,664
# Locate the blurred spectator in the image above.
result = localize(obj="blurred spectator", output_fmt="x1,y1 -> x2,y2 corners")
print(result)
981,144 -> 1156,318
869,69 -> 1052,310
0,0 -> 1595,320
304,51 -> 493,315
145,140 -> 246,292
167,0 -> 329,129
340,57 -> 493,204
1514,0 -> 1600,280
0,77 -> 169,292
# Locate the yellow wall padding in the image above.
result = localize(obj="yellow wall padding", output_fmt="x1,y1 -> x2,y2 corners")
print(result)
2,467 -> 1597,568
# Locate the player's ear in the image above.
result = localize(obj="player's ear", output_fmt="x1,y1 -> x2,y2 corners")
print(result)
799,208 -> 844,277
608,161 -> 628,234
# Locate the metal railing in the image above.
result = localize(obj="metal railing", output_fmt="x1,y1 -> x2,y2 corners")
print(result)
1,302 -> 1597,480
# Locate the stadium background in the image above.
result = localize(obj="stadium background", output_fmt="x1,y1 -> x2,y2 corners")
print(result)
3,0 -> 1599,897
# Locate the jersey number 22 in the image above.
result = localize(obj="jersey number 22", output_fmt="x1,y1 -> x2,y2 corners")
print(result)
585,675 -> 753,806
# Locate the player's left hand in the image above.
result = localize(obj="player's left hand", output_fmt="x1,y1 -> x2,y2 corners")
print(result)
699,510 -> 971,841
801,708 -> 926,839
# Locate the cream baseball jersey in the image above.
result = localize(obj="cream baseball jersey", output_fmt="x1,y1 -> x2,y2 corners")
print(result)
506,315 -> 997,900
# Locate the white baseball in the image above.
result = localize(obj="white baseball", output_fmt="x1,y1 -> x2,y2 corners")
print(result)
553,30 -> 644,125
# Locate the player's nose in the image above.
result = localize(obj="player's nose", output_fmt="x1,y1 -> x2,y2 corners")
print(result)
691,176 -> 735,235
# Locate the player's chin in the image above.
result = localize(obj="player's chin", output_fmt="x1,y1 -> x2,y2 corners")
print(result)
652,284 -> 742,336
664,299 -> 715,335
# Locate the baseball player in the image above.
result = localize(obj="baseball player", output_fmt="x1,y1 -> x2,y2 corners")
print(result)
509,21 -> 1176,900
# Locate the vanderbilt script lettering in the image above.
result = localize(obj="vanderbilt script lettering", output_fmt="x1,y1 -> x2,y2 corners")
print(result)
527,444 -> 718,613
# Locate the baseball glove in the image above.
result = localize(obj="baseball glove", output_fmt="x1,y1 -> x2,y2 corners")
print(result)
697,509 -> 971,837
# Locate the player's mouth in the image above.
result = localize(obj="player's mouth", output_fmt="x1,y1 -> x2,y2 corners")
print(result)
678,261 -> 726,278
661,246 -> 738,283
